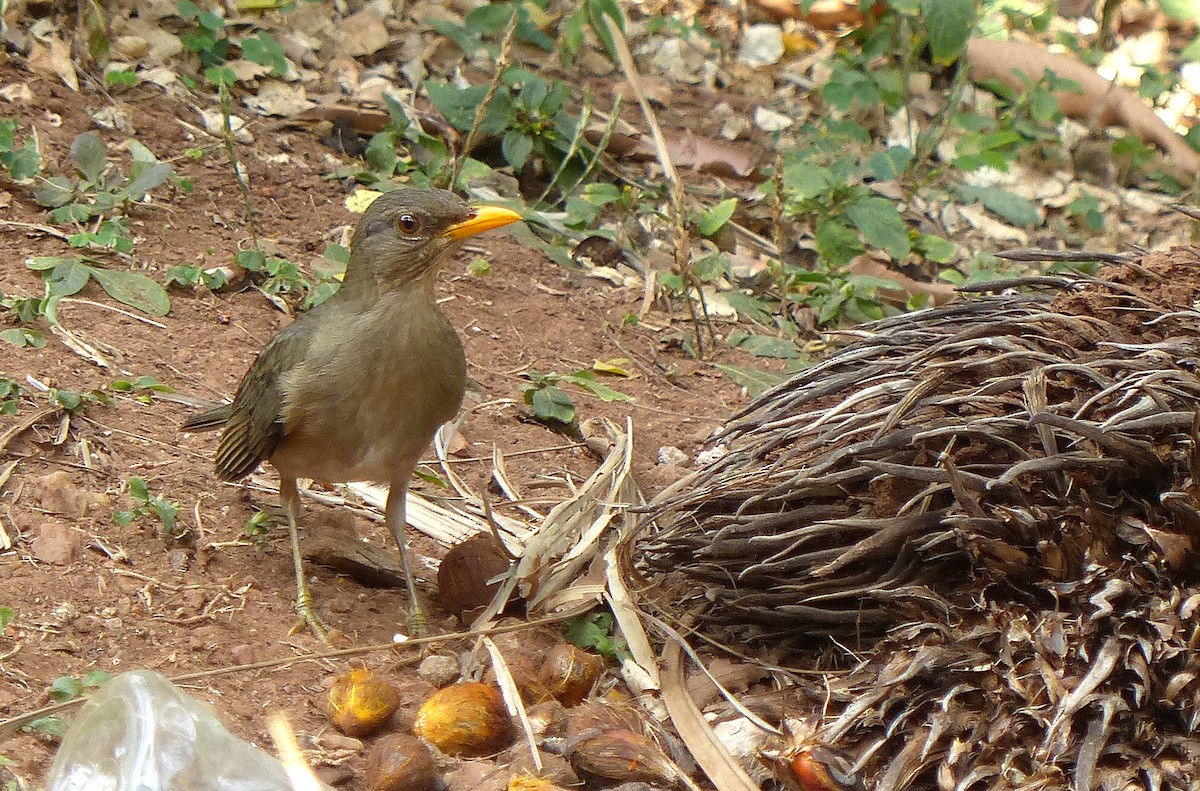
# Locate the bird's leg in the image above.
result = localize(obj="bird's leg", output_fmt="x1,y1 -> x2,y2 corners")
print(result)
385,479 -> 427,636
280,477 -> 331,645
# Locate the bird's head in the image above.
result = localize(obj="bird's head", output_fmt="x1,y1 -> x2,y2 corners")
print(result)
349,189 -> 522,291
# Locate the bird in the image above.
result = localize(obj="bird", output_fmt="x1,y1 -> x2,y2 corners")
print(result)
182,188 -> 522,641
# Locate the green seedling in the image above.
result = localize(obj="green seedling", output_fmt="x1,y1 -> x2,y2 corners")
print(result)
164,264 -> 230,291
114,476 -> 182,536
50,671 -> 111,703
520,361 -> 634,425
0,118 -> 42,180
110,375 -> 175,404
0,380 -> 19,415
563,610 -> 628,662
33,134 -> 175,253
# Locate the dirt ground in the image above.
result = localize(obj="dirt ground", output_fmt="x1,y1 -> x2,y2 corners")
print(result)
0,61 -> 769,785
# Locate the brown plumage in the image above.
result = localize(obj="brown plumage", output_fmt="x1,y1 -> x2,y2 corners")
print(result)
184,189 -> 521,640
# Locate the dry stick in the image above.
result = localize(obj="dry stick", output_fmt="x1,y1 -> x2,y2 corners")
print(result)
449,13 -> 518,189
217,82 -> 258,249
603,16 -> 712,357
0,612 -> 579,737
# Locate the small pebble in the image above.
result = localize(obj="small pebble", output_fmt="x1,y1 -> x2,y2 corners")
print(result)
230,644 -> 256,665
417,654 -> 460,687
657,446 -> 688,467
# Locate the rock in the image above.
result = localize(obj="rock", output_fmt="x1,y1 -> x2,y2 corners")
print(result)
657,446 -> 688,466
31,522 -> 82,565
416,654 -> 460,687
738,24 -> 785,67
34,470 -> 110,518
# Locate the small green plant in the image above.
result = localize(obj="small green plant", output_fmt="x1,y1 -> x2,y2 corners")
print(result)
110,375 -> 175,404
0,118 -> 42,180
0,380 -> 20,415
520,362 -> 634,425
50,671 -> 111,703
49,386 -> 112,412
0,605 -> 14,631
563,610 -> 628,662
26,256 -> 171,323
177,2 -> 289,85
114,476 -> 182,536
104,67 -> 140,88
245,509 -> 272,545
426,67 -> 593,192
235,250 -> 340,312
164,263 -> 230,291
33,134 -> 176,252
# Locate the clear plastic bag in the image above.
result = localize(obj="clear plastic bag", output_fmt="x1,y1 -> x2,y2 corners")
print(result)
46,669 -> 305,791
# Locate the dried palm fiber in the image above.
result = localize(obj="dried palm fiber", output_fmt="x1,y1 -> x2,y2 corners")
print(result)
627,248 -> 1200,789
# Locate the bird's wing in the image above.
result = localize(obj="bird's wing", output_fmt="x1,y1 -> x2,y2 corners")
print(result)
213,324 -> 312,481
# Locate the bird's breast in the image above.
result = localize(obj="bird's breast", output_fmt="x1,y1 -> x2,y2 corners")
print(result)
270,299 -> 467,485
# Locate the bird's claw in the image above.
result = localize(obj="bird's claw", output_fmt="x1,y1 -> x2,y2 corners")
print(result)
291,591 -> 333,646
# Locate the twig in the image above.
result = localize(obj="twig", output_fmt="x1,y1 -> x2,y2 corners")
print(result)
603,15 -> 712,356
450,12 -> 518,188
56,297 -> 168,329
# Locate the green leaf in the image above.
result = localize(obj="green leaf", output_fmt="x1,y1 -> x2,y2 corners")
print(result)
560,371 -> 634,402
34,175 -> 74,208
124,162 -> 173,200
867,146 -> 913,181
0,606 -> 13,629
47,259 -> 90,299
698,198 -> 737,236
814,218 -> 864,266
3,139 -> 41,180
724,291 -> 775,325
25,717 -> 67,737
957,185 -> 1040,227
240,31 -> 288,76
586,0 -> 624,61
112,509 -> 137,526
501,130 -> 534,171
782,163 -> 833,201
921,0 -> 976,65
70,133 -> 107,183
128,476 -> 149,502
465,2 -> 513,33
1158,0 -> 1200,19
425,81 -> 490,132
730,334 -> 799,358
917,233 -> 956,263
0,328 -> 45,348
87,267 -> 172,316
713,363 -> 790,396
50,676 -> 83,703
692,252 -> 729,282
81,670 -> 111,688
845,196 -> 911,260
528,385 -> 576,423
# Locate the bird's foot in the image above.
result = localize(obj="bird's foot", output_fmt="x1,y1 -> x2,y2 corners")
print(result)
290,591 -> 334,646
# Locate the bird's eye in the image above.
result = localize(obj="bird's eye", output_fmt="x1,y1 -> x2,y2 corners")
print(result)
396,213 -> 422,235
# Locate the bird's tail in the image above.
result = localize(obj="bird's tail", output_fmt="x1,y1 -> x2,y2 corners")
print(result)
180,404 -> 233,432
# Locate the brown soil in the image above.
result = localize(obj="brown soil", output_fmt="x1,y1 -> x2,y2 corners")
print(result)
0,61 -> 763,784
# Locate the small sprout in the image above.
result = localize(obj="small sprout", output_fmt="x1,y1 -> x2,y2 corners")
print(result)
467,257 -> 490,277
110,375 -> 175,404
114,476 -> 182,536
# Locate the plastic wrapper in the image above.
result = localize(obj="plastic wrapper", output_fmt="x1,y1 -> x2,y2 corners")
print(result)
46,669 -> 319,791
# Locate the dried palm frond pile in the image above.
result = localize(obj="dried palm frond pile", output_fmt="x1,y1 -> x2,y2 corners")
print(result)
629,248 -> 1200,789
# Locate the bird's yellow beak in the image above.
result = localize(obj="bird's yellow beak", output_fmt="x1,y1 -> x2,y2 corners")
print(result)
443,205 -> 523,240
